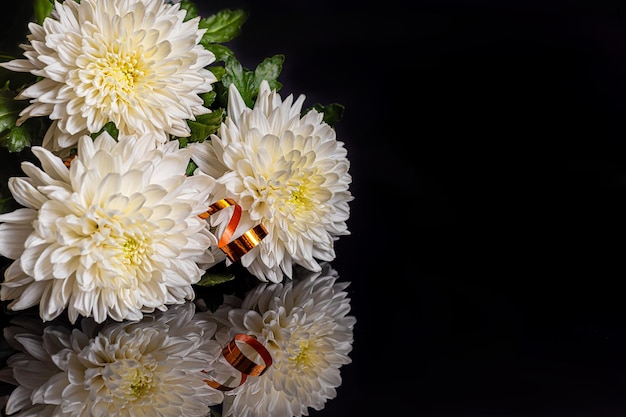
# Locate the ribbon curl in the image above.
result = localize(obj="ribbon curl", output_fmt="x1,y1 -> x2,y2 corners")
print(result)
200,198 -> 268,262
203,333 -> 273,391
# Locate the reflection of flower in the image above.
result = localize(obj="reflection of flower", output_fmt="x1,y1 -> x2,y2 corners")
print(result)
0,303 -> 224,417
0,0 -> 217,154
191,81 -> 353,283
0,133 -> 218,323
200,264 -> 356,417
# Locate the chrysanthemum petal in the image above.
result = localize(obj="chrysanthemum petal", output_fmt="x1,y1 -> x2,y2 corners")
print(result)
0,134 -> 217,323
1,0 -> 217,154
193,80 -> 352,282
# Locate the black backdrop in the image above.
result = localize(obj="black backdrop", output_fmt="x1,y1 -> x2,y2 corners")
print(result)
5,0 -> 626,416
211,1 -> 626,416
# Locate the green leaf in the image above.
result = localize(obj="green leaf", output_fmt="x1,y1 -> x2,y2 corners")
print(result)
0,80 -> 21,131
220,55 -> 285,109
0,137 -> 28,213
178,0 -> 199,21
90,121 -> 119,140
0,124 -> 31,152
253,54 -> 284,93
221,56 -> 256,107
209,66 -> 226,82
307,103 -> 345,127
187,108 -> 224,142
33,0 -> 54,25
185,160 -> 198,176
0,82 -> 48,151
204,44 -> 236,63
196,270 -> 236,287
200,90 -> 217,108
199,9 -> 248,45
177,137 -> 188,148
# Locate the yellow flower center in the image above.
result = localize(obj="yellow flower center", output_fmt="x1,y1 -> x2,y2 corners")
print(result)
289,340 -> 312,369
122,236 -> 143,265
93,51 -> 145,97
289,187 -> 305,204
127,369 -> 153,400
288,184 -> 314,211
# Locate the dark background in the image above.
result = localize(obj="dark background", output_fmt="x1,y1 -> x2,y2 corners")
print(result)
207,0 -> 626,416
5,0 -> 626,416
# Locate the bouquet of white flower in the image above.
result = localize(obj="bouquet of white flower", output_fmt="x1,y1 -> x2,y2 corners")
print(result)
0,1 -> 355,416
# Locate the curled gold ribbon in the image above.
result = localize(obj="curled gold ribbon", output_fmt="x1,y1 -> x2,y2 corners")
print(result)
204,333 -> 273,391
200,198 -> 267,262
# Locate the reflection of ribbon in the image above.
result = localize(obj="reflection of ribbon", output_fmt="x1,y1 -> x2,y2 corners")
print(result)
204,333 -> 273,391
200,198 -> 268,262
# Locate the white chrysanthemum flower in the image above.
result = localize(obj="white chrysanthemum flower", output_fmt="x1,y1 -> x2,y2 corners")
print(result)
0,0 -> 217,154
0,132 -> 218,323
0,303 -> 225,417
190,80 -> 353,283
200,264 -> 356,417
